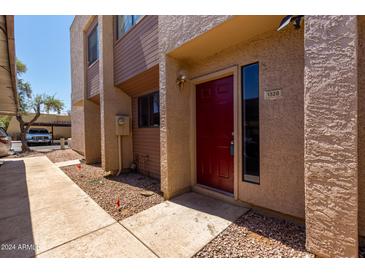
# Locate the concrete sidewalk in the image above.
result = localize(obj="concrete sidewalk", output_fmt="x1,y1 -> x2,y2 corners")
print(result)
121,192 -> 248,257
0,156 -> 248,258
0,156 -> 155,258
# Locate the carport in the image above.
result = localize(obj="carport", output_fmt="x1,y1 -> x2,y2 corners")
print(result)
0,15 -> 17,115
23,120 -> 71,144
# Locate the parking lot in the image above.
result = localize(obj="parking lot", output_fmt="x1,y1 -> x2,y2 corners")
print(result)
11,141 -> 69,153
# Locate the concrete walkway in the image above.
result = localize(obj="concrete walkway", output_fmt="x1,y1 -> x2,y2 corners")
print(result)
0,156 -> 248,258
0,156 -> 155,258
121,192 -> 248,257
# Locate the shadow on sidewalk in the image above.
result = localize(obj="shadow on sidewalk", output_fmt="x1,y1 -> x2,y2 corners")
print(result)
0,160 -> 36,258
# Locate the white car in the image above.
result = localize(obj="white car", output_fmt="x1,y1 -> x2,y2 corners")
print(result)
26,128 -> 52,145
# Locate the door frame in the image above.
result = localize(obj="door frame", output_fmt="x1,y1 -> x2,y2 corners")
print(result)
189,65 -> 240,200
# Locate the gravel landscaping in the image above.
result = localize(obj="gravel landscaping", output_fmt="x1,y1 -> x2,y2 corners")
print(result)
194,210 -> 314,258
44,149 -> 83,163
8,147 -> 356,258
6,148 -> 164,222
61,163 -> 164,221
5,148 -> 82,163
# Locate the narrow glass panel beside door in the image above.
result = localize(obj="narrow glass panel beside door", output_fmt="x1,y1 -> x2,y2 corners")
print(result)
242,63 -> 260,184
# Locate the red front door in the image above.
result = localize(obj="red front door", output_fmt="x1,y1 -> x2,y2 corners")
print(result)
196,75 -> 234,193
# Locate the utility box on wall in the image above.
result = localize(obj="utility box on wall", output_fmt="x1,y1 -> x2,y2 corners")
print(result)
115,115 -> 130,136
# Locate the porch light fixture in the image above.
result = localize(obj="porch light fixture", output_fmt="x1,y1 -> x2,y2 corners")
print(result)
277,15 -> 304,31
176,73 -> 187,91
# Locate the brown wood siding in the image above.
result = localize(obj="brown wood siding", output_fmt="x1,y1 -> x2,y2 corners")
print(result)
114,16 -> 159,86
132,95 -> 160,179
87,60 -> 99,98
119,65 -> 159,96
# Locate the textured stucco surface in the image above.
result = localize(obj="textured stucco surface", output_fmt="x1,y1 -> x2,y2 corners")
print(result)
304,16 -> 358,257
70,16 -> 92,155
98,16 -> 133,172
188,27 -> 305,218
70,16 -> 91,104
159,54 -> 191,197
159,16 -> 305,217
84,100 -> 101,163
71,16 -> 158,172
159,16 -> 231,54
70,16 -> 101,162
358,16 -> 365,237
159,16 -> 231,198
70,105 -> 84,154
70,16 -> 363,256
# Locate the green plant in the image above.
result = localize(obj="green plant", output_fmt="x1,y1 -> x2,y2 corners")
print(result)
0,115 -> 11,130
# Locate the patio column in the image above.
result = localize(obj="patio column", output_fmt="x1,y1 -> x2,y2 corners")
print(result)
83,99 -> 101,163
98,15 -> 133,173
304,15 -> 358,257
159,54 -> 192,199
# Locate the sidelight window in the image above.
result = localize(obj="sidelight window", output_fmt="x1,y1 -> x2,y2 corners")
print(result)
242,63 -> 260,184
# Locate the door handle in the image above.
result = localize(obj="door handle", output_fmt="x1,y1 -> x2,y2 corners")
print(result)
230,132 -> 234,156
230,140 -> 234,156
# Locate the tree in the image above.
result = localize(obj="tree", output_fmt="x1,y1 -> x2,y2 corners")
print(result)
0,115 -> 11,130
15,59 -> 65,152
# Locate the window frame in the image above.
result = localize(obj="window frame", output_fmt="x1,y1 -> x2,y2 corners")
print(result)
87,23 -> 99,67
138,91 -> 160,128
115,15 -> 144,42
241,62 -> 260,185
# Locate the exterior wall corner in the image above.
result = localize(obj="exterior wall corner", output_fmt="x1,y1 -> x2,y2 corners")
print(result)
304,15 -> 359,257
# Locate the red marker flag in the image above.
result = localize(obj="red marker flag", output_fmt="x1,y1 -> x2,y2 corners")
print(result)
116,196 -> 120,208
76,163 -> 81,171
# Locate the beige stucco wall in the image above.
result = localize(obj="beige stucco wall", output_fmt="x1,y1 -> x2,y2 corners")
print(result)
70,105 -> 84,154
98,16 -> 133,172
304,16 -> 358,257
71,15 -> 147,170
188,27 -> 305,218
51,127 -> 71,139
70,16 -> 102,162
70,16 -> 91,104
159,16 -> 231,54
358,15 -> 365,238
159,55 -> 192,197
68,15 -> 363,256
159,16 -> 231,198
70,16 -> 90,156
83,100 -> 101,163
159,16 -> 305,218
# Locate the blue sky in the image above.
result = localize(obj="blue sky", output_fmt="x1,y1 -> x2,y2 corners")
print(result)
14,16 -> 74,112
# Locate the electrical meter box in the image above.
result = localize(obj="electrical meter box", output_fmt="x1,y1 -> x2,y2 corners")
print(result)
115,115 -> 130,136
